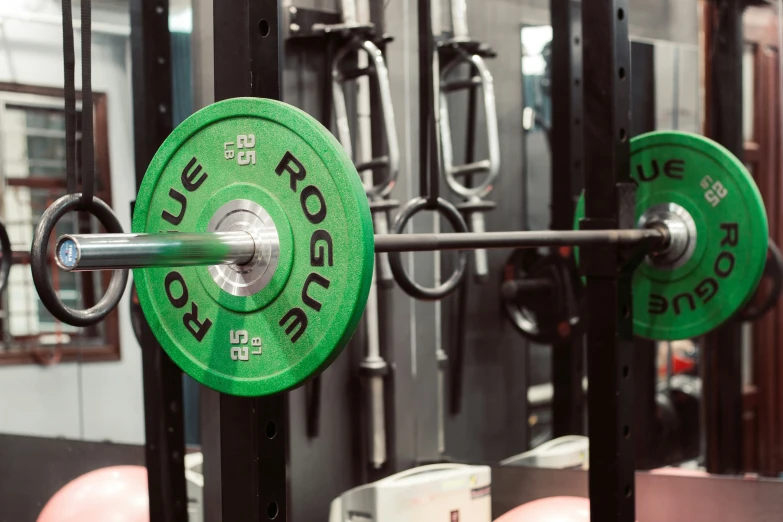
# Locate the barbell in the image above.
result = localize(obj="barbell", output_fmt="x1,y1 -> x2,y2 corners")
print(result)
33,98 -> 768,397
57,228 -> 665,271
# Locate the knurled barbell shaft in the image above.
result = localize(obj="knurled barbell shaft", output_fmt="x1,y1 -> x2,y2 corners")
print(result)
56,227 -> 669,272
374,228 -> 666,252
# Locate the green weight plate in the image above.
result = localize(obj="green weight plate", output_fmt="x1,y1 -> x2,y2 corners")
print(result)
133,98 -> 374,396
574,131 -> 768,340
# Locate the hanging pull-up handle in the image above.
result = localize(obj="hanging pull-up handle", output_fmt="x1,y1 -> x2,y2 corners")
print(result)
439,49 -> 501,283
332,39 -> 400,198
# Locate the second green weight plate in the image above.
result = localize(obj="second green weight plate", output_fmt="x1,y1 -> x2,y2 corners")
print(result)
133,98 -> 374,396
574,131 -> 768,340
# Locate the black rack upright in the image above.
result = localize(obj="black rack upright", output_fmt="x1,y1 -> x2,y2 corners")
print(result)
580,1 -> 636,521
129,0 -> 650,520
205,1 -> 289,520
549,0 -> 586,438
130,1 -> 188,520
703,0 -> 745,476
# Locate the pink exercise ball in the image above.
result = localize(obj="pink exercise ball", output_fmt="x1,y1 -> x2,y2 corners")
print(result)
37,465 -> 149,522
496,496 -> 590,522
650,467 -> 709,478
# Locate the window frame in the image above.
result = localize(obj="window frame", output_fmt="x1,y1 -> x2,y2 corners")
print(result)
0,81 -> 120,366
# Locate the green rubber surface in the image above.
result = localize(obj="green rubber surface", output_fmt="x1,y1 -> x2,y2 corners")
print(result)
574,131 -> 768,340
133,98 -> 374,396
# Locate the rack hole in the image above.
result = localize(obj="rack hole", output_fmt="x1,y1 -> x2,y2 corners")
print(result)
267,501 -> 279,519
622,365 -> 630,378
623,425 -> 631,439
619,128 -> 627,142
618,8 -> 625,20
266,420 -> 277,439
575,118 -> 581,126
625,484 -> 633,498
574,78 -> 581,87
259,19 -> 270,37
622,304 -> 630,318
619,66 -> 626,80
574,36 -> 580,45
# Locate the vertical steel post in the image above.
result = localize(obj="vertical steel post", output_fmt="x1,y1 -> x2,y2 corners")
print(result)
628,40 -> 658,469
703,0 -> 745,475
581,1 -> 635,521
208,1 -> 289,520
130,1 -> 188,520
549,0 -> 585,438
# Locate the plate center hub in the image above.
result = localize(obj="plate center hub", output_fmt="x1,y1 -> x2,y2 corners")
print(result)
638,202 -> 697,271
207,199 -> 280,296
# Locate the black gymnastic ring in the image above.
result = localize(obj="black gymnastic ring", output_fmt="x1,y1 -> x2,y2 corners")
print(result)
0,219 -> 12,296
388,197 -> 469,300
31,194 -> 129,327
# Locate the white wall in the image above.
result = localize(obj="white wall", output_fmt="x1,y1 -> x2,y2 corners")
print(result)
0,2 -> 144,444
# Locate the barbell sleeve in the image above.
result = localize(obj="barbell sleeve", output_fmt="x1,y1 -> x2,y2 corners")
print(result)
55,231 -> 256,271
55,227 -> 669,272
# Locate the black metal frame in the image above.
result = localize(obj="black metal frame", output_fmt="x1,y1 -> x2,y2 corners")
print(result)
204,2 -> 290,521
579,1 -> 635,521
535,1 -> 638,519
131,0 -> 290,520
549,0 -> 585,438
627,40 -> 659,470
130,1 -> 188,521
125,0 -> 737,519
703,0 -> 745,475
